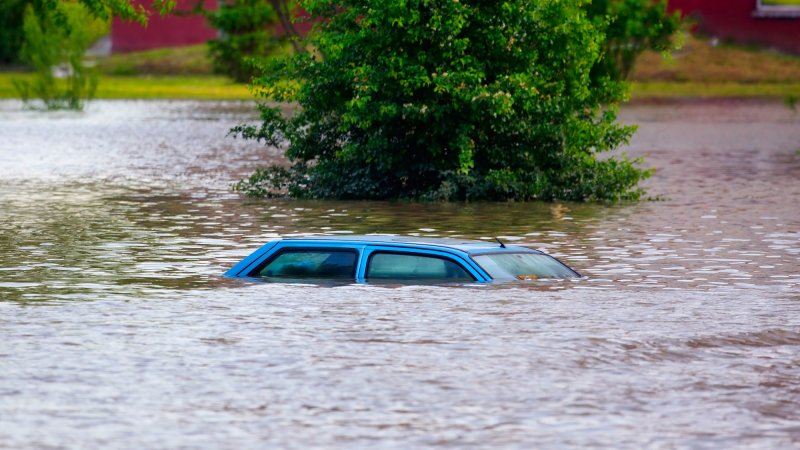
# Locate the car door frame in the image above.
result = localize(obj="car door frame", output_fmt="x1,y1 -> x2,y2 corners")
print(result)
225,241 -> 366,279
357,245 -> 491,283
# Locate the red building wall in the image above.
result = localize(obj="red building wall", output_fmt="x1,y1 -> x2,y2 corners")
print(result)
111,0 -> 218,53
113,1 -> 800,55
668,0 -> 800,54
111,0 -> 312,53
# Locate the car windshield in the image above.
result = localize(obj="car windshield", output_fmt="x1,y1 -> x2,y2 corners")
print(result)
473,253 -> 578,280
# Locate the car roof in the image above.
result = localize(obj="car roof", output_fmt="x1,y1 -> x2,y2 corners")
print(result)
280,234 -> 538,255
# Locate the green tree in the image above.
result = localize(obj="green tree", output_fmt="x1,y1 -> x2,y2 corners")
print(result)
0,0 -> 27,64
205,0 -> 280,82
235,0 -> 654,201
8,0 -> 174,109
39,0 -> 174,24
1,0 -> 172,65
587,0 -> 682,83
13,3 -> 107,110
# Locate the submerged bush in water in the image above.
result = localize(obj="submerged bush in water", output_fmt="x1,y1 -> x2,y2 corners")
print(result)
235,0 -> 659,201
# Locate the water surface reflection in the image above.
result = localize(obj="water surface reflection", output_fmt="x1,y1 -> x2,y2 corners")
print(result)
0,100 -> 799,448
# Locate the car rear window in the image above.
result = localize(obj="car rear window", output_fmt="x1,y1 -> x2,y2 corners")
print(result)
257,250 -> 357,279
366,252 -> 474,281
473,253 -> 578,280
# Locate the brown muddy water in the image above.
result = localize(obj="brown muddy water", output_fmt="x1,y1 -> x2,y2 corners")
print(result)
1,99 -> 799,449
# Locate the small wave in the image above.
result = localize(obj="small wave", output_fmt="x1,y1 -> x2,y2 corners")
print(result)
686,329 -> 800,348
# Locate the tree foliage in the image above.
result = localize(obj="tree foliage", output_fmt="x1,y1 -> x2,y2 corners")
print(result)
0,0 -> 28,64
52,0 -> 175,24
267,0 -> 303,52
6,0 -> 175,108
204,0 -> 280,82
234,0 -> 678,201
1,0 -> 173,65
587,0 -> 682,82
13,3 -> 107,110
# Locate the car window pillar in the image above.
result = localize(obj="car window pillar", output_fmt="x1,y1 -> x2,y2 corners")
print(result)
361,246 -> 489,282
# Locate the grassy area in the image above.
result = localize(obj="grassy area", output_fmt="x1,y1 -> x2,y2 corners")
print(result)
95,75 -> 251,99
631,35 -> 800,98
91,44 -> 213,76
2,36 -> 800,100
632,81 -> 800,99
0,73 -> 252,100
89,40 -> 294,77
634,35 -> 800,83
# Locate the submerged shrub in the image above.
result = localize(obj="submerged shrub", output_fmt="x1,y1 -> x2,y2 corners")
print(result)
235,0 -> 658,201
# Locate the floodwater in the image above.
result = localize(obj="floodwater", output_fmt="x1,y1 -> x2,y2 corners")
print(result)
1,99 -> 799,449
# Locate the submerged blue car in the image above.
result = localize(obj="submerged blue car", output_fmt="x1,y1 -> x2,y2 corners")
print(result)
225,235 -> 580,283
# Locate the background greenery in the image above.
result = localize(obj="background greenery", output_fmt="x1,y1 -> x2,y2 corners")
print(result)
586,0 -> 681,84
6,33 -> 799,100
13,2 -> 108,109
0,0 -> 27,65
762,0 -> 800,6
204,0 -> 281,82
0,0 -> 170,65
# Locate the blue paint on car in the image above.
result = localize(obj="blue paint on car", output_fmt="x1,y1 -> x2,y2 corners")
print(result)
225,235 -> 580,283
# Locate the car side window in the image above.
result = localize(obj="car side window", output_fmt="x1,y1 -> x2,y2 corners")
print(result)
257,250 -> 357,279
366,252 -> 474,281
